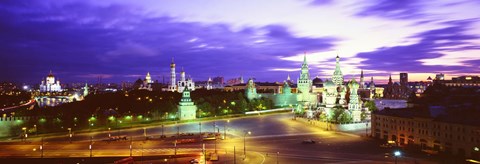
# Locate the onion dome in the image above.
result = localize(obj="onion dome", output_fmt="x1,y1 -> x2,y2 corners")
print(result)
324,80 -> 335,88
348,78 -> 359,89
312,76 -> 323,85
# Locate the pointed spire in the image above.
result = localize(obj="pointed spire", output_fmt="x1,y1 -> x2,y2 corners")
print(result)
371,76 -> 374,82
361,70 -> 364,78
181,67 -> 184,72
287,74 -> 291,81
171,57 -> 174,63
303,52 -> 307,64
147,72 -> 151,76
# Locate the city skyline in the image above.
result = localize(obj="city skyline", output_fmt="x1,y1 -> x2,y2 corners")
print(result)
1,0 -> 480,83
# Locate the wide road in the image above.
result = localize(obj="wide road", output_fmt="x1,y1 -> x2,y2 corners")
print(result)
0,112 -> 436,163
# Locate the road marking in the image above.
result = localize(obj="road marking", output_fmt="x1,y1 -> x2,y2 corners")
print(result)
254,151 -> 266,164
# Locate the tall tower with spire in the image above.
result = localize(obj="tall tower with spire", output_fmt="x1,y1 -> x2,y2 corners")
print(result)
369,77 -> 376,99
332,55 -> 344,86
297,54 -> 312,94
360,70 -> 365,89
180,67 -> 186,81
83,83 -> 89,97
168,58 -> 177,92
388,75 -> 393,85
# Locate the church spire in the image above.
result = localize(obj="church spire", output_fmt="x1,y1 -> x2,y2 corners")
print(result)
360,70 -> 365,89
303,52 -> 307,65
388,74 -> 393,85
332,54 -> 343,85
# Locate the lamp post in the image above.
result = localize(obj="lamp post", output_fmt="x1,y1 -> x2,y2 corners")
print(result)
177,125 -> 180,137
199,122 -> 202,136
202,144 -> 206,164
67,128 -> 72,143
365,122 -> 369,137
161,124 -> 164,138
174,140 -> 177,155
143,127 -> 147,140
224,120 -> 229,140
22,127 -> 27,142
233,146 -> 236,164
108,127 -> 111,137
277,152 -> 279,164
243,131 -> 251,158
40,137 -> 44,158
215,128 -> 218,153
89,136 -> 93,158
129,136 -> 133,157
34,124 -> 37,136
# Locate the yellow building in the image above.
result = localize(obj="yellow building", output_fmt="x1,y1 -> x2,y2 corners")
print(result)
372,108 -> 480,159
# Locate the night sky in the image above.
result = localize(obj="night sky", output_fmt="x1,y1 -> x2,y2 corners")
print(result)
1,0 -> 479,84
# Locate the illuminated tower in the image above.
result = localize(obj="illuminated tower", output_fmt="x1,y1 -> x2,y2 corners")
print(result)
83,83 -> 89,97
297,54 -> 312,94
348,79 -> 362,122
177,87 -> 197,120
369,77 -> 376,99
180,67 -> 186,81
360,70 -> 365,89
168,58 -> 177,92
332,55 -> 344,86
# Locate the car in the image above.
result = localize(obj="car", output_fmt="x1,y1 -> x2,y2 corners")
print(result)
302,139 -> 316,144
384,153 -> 390,158
189,158 -> 199,164
380,143 -> 392,148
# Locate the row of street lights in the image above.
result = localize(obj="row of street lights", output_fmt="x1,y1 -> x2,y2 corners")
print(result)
33,118 -> 243,159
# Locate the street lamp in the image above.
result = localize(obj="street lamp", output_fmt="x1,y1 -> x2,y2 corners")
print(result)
199,122 -> 202,136
243,131 -> 251,158
129,136 -> 133,157
224,120 -> 230,140
89,136 -> 93,158
161,124 -> 165,138
68,128 -> 72,143
40,137 -> 44,158
394,150 -> 401,164
277,152 -> 279,164
108,127 -> 111,137
22,127 -> 27,142
143,127 -> 147,140
365,122 -> 369,137
34,124 -> 37,136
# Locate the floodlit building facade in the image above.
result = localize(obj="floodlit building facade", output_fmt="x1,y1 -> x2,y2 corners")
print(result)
372,108 -> 480,159
177,87 -> 197,120
40,71 -> 62,92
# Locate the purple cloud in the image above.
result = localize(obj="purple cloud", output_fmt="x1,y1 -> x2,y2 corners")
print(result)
357,19 -> 479,74
0,1 -> 338,83
356,0 -> 424,19
309,0 -> 333,6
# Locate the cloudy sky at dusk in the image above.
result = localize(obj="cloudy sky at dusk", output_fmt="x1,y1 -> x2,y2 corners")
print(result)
1,0 -> 479,84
